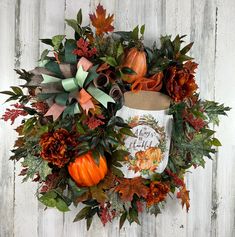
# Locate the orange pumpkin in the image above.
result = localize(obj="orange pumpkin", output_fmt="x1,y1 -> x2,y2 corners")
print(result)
68,152 -> 108,187
121,47 -> 147,83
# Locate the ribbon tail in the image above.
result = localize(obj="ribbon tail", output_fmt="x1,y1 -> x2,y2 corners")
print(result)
41,74 -> 61,84
87,85 -> 115,108
44,103 -> 66,121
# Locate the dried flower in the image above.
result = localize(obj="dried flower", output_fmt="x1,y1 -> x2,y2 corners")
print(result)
146,181 -> 170,207
39,128 -> 77,168
165,61 -> 198,102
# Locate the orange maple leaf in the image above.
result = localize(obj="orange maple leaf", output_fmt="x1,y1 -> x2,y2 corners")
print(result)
114,177 -> 149,202
89,4 -> 114,36
177,185 -> 190,212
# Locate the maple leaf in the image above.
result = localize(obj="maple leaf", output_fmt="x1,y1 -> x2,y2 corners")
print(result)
2,103 -> 28,125
177,185 -> 190,212
114,177 -> 149,202
89,4 -> 114,36
84,115 -> 105,130
73,38 -> 97,58
183,111 -> 206,132
99,204 -> 113,226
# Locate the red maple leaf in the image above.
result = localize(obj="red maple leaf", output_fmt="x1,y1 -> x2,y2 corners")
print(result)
84,114 -> 105,130
114,177 -> 149,202
89,4 -> 114,36
99,204 -> 113,226
2,103 -> 28,125
183,112 -> 206,131
73,38 -> 97,58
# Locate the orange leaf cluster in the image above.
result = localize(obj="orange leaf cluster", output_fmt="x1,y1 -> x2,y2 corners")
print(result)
114,177 -> 149,202
177,185 -> 190,212
146,181 -> 170,207
89,4 -> 114,36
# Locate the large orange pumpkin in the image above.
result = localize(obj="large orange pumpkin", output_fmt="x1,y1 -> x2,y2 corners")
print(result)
121,47 -> 147,83
68,152 -> 108,187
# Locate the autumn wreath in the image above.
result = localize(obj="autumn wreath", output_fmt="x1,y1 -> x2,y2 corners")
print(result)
1,4 -> 230,230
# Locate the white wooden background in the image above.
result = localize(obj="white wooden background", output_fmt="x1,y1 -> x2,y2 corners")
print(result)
0,0 -> 235,236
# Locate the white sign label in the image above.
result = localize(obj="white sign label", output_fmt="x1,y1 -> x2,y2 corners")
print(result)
125,125 -> 160,156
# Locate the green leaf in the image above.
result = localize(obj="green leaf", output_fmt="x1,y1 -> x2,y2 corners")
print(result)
77,9 -> 82,25
38,160 -> 52,180
45,61 -> 62,77
148,204 -> 161,217
140,24 -> 145,35
11,86 -> 23,95
64,39 -> 77,63
86,217 -> 93,230
211,138 -> 222,146
180,42 -> 194,55
22,154 -> 51,182
92,150 -> 100,165
110,166 -> 124,177
0,90 -> 16,96
131,25 -> 139,40
119,127 -> 136,137
22,117 -> 37,134
68,179 -> 88,198
65,19 -> 80,34
116,43 -> 124,58
73,206 -> 92,222
121,67 -> 137,75
119,212 -> 127,229
40,38 -> 53,47
76,122 -> 85,134
84,65 -> 99,87
129,208 -> 140,224
40,49 -> 49,61
112,150 -> 130,161
38,191 -> 57,208
56,198 -> 70,212
52,35 -> 65,51
100,56 -> 118,67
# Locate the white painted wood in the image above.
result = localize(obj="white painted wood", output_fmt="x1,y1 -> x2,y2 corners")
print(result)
13,1 -> 41,237
214,0 -> 235,236
0,0 -> 235,236
0,1 -> 17,236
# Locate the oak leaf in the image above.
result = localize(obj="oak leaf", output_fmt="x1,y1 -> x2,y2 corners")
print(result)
114,177 -> 149,202
89,4 -> 114,36
177,185 -> 190,212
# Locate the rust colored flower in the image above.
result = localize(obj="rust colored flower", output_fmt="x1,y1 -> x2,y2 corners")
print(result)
146,181 -> 170,207
40,128 -> 77,168
165,61 -> 198,102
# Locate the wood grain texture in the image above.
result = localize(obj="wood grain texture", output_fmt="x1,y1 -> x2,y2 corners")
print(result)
0,1 -> 17,237
0,0 -> 234,236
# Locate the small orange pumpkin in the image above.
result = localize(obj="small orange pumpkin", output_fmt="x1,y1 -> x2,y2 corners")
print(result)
121,47 -> 147,83
68,152 -> 108,187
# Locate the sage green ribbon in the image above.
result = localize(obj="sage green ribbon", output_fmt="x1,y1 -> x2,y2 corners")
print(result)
41,65 -> 115,109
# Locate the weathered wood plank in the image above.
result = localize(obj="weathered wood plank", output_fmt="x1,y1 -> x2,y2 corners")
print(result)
13,1 -> 41,236
186,1 -> 217,237
214,0 -> 235,236
0,1 -> 17,236
37,1 -> 65,237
